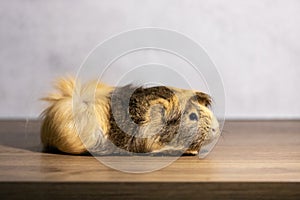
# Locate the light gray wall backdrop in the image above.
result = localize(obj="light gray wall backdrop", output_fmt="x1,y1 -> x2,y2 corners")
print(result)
0,0 -> 299,119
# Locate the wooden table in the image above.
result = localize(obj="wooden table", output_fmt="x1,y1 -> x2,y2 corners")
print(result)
0,120 -> 300,199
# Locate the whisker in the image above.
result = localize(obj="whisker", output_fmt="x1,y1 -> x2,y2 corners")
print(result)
219,129 -> 229,141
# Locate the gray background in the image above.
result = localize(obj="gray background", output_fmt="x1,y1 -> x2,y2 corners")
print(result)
0,0 -> 299,119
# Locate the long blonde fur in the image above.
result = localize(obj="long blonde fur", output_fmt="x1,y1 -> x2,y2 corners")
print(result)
41,77 -> 113,154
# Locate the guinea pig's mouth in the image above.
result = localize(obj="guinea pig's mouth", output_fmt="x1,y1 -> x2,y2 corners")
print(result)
203,127 -> 220,145
145,115 -> 221,156
184,117 -> 220,156
205,114 -> 220,141
184,132 -> 220,155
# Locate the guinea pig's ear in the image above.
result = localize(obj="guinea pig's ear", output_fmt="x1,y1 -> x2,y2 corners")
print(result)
194,92 -> 212,107
129,86 -> 180,125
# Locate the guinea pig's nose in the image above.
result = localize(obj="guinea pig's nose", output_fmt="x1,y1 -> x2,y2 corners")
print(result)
210,116 -> 220,139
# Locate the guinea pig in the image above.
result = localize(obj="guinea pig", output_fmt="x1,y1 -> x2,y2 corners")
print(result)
41,77 -> 220,156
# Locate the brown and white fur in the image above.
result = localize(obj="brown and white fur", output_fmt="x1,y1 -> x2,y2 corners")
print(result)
41,77 -> 220,155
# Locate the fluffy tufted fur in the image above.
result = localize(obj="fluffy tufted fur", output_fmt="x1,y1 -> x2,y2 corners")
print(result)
41,77 -> 220,155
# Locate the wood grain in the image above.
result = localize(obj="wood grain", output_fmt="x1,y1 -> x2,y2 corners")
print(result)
0,120 -> 300,199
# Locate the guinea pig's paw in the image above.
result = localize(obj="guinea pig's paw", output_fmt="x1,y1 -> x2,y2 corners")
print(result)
183,150 -> 198,156
151,146 -> 185,156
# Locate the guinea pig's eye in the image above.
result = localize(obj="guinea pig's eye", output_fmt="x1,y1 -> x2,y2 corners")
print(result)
189,113 -> 198,121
